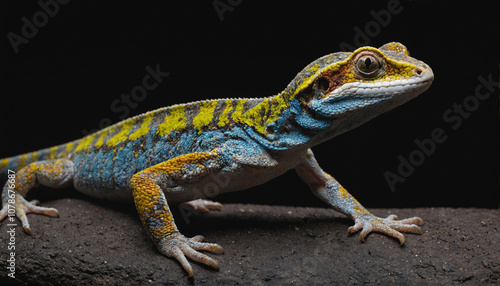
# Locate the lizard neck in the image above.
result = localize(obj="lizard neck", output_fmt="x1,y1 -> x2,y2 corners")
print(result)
235,91 -> 317,152
234,92 -> 288,134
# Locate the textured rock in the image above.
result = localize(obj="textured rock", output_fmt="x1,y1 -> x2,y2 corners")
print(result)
1,197 -> 499,285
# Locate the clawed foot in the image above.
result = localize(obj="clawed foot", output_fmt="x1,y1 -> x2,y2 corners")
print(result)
0,195 -> 59,235
158,232 -> 224,277
181,199 -> 223,213
348,214 -> 423,245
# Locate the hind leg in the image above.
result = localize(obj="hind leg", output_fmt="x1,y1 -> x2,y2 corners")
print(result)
0,159 -> 74,234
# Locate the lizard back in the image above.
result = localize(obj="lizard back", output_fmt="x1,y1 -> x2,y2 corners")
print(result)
0,97 -> 274,195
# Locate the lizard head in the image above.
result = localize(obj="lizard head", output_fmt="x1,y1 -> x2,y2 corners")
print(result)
285,42 -> 434,139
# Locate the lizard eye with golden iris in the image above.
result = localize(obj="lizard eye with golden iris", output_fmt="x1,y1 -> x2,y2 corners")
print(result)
355,54 -> 381,77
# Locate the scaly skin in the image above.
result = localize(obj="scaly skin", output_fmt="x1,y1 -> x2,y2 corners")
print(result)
0,42 -> 433,277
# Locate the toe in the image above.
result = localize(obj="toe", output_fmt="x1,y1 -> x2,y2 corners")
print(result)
358,223 -> 373,242
350,213 -> 424,245
190,241 -> 224,254
190,235 -> 205,242
180,244 -> 220,270
380,227 -> 405,245
23,224 -> 32,235
17,209 -> 32,235
29,200 -> 40,206
399,216 -> 424,225
27,204 -> 60,217
386,214 -> 399,220
395,224 -> 422,234
171,246 -> 194,277
347,221 -> 364,234
158,233 -> 223,276
182,199 -> 223,213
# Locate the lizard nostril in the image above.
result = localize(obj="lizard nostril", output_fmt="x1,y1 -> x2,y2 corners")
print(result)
414,67 -> 423,76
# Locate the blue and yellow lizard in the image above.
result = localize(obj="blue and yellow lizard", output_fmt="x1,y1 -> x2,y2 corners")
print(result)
1,42 -> 433,277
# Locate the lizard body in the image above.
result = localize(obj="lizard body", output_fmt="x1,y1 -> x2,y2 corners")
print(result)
1,42 -> 433,277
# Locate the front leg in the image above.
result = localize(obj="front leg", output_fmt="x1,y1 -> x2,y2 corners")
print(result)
130,151 -> 224,277
295,149 -> 423,245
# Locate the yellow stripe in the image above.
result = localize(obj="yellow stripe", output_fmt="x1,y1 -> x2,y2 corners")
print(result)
231,100 -> 246,123
18,154 -> 28,168
49,146 -> 58,159
266,95 -> 287,125
75,134 -> 96,152
307,63 -> 320,73
192,101 -> 218,133
218,100 -> 233,127
240,99 -> 269,134
65,142 -> 75,153
30,151 -> 38,162
95,129 -> 109,148
129,114 -> 153,141
107,119 -> 136,147
156,105 -> 187,137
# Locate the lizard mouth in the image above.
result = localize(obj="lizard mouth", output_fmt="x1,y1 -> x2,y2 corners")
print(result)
308,68 -> 434,118
330,68 -> 434,99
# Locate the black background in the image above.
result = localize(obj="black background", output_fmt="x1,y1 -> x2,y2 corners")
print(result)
1,1 -> 499,208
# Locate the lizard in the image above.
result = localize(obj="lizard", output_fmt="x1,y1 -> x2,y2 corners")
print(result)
0,42 -> 433,277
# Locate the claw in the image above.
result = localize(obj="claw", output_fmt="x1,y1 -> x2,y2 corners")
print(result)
349,214 -> 423,245
158,232 -> 224,277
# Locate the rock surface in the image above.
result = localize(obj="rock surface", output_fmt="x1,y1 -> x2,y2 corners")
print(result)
1,197 -> 499,285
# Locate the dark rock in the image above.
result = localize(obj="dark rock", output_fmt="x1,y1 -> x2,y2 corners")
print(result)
1,198 -> 499,285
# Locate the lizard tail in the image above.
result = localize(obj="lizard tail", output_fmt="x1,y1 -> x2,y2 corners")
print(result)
0,142 -> 75,179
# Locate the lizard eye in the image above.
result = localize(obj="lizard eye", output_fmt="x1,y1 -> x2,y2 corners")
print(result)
355,54 -> 382,77
315,77 -> 330,96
